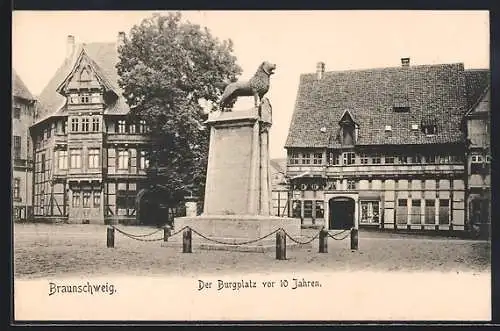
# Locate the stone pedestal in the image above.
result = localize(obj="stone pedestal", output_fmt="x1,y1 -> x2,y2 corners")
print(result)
172,99 -> 301,252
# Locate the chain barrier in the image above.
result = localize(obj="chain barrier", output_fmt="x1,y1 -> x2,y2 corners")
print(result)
111,226 -> 165,242
111,225 -> 351,245
283,230 -> 321,245
327,229 -> 351,241
189,227 -> 281,246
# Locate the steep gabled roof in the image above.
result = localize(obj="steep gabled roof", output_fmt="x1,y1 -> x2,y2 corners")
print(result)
12,69 -> 34,101
35,42 -> 129,125
270,158 -> 287,175
466,87 -> 490,117
285,63 -> 489,148
464,69 -> 490,109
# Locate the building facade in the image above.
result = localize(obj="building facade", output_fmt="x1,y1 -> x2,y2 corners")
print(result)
30,34 -> 150,224
465,87 -> 490,237
284,59 -> 489,233
270,158 -> 289,217
12,70 -> 36,220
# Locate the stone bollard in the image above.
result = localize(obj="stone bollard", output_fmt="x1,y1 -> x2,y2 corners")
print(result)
163,226 -> 171,242
183,228 -> 192,253
185,196 -> 198,217
319,229 -> 328,253
276,229 -> 286,260
107,226 -> 115,248
350,228 -> 359,251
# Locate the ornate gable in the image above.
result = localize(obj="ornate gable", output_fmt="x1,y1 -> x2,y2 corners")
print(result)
56,48 -> 115,97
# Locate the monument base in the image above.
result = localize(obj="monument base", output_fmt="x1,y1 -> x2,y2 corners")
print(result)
167,215 -> 302,252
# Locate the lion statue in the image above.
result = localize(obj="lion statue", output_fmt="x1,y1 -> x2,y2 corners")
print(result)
218,61 -> 276,111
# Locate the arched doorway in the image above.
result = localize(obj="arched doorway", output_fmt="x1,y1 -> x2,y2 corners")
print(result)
328,197 -> 355,229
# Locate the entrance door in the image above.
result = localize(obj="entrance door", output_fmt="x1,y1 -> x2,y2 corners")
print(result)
328,197 -> 355,229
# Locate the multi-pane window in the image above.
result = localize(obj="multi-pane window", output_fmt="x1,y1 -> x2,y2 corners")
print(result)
70,149 -> 81,168
129,123 -> 136,134
117,150 -> 129,169
13,135 -> 21,160
398,155 -> 408,164
139,120 -> 147,133
139,150 -> 149,169
292,200 -> 302,218
410,199 -> 421,224
92,117 -> 100,132
315,200 -> 324,218
359,154 -> 369,164
88,148 -> 100,168
13,178 -> 20,199
313,153 -> 323,165
424,200 -> 436,224
360,201 -> 380,224
83,191 -> 91,208
342,152 -> 355,165
81,117 -> 90,132
289,152 -> 300,165
301,153 -> 311,165
303,200 -> 313,218
329,152 -> 340,165
426,154 -> 437,164
13,107 -> 21,119
439,199 -> 450,225
63,120 -> 68,134
372,154 -> 381,164
41,153 -> 46,172
118,120 -> 126,133
439,155 -> 451,164
385,156 -> 395,164
347,180 -> 356,190
71,118 -> 79,132
93,191 -> 101,207
397,199 -> 408,225
422,124 -> 437,135
57,150 -> 68,169
72,191 -> 80,207
79,93 -> 90,104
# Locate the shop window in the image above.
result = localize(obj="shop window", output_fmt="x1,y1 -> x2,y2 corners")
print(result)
360,201 -> 380,224
396,199 -> 408,224
72,191 -> 80,207
439,199 -> 450,225
292,200 -> 301,218
315,200 -> 324,218
83,191 -> 91,208
410,199 -> 421,224
303,200 -> 313,218
424,199 -> 436,224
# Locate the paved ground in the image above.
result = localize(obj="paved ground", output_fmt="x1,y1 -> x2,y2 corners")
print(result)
13,223 -> 490,279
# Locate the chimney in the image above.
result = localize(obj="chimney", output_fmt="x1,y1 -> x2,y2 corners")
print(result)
66,35 -> 75,60
401,57 -> 410,67
316,62 -> 325,80
117,31 -> 125,48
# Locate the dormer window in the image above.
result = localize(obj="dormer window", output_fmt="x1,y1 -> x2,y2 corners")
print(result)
422,124 -> 437,135
393,106 -> 410,113
339,110 -> 357,146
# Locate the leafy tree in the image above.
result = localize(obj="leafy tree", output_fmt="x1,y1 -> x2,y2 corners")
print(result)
117,12 -> 242,216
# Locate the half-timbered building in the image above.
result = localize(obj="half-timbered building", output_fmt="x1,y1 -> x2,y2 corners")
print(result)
30,34 -> 150,224
285,59 -> 489,233
12,70 -> 36,221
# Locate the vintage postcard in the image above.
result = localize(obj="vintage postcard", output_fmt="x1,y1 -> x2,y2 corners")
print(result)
12,10 -> 491,322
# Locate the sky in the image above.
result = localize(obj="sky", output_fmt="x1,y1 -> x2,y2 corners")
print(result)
12,10 -> 490,159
